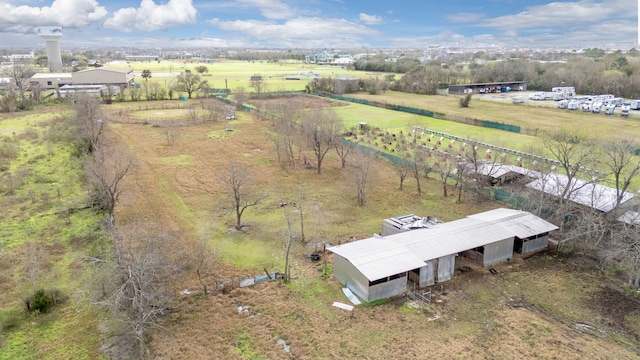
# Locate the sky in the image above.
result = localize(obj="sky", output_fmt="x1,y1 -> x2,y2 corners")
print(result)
0,0 -> 637,50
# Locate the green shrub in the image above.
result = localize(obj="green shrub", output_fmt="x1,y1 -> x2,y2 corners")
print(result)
26,288 -> 65,314
32,289 -> 53,313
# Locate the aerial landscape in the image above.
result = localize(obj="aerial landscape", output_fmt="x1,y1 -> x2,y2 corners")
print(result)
1,0 -> 640,359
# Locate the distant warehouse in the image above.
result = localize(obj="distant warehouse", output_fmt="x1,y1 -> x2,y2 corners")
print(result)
448,81 -> 527,95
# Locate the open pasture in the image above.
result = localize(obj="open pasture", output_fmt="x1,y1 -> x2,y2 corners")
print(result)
107,100 -> 640,359
1,98 -> 639,359
348,91 -> 640,139
114,59 -> 368,92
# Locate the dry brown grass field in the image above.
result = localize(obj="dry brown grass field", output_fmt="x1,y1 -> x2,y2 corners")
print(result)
103,97 -> 640,359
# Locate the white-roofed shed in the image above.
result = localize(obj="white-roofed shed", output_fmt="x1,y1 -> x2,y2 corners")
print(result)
526,173 -> 633,213
328,208 -> 557,302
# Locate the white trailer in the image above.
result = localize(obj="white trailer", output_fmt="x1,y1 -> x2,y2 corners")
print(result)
604,98 -> 624,107
592,102 -> 603,113
567,100 -> 580,110
630,100 -> 640,110
557,99 -> 569,109
604,104 -> 616,115
621,103 -> 630,117
582,101 -> 592,112
529,92 -> 544,100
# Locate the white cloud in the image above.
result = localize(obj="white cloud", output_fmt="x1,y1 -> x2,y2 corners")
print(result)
104,0 -> 197,32
210,17 -> 378,47
0,0 -> 107,33
358,13 -> 383,25
478,0 -> 632,31
236,0 -> 296,20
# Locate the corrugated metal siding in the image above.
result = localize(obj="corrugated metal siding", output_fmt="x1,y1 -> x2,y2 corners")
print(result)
483,238 -> 515,266
420,261 -> 434,286
333,255 -> 370,301
522,235 -> 549,254
437,255 -> 456,282
72,68 -> 132,85
368,276 -> 407,302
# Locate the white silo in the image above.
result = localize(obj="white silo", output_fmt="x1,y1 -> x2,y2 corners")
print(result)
38,26 -> 63,72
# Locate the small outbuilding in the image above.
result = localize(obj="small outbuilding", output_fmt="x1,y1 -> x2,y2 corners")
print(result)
328,208 -> 557,302
29,73 -> 72,90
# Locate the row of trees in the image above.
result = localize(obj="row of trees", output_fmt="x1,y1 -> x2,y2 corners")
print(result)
71,95 -> 184,358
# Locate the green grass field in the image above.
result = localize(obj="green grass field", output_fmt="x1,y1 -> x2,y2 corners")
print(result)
111,59 -> 370,92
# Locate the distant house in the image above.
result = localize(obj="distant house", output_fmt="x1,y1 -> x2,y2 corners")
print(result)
328,208 -> 557,302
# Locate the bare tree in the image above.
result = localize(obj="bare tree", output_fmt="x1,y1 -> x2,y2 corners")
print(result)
349,150 -> 376,206
541,128 -> 595,204
97,225 -> 185,359
391,151 -> 413,191
74,94 -> 105,154
86,147 -> 136,226
609,221 -> 640,287
249,74 -> 266,94
4,62 -> 35,102
282,207 -> 297,282
335,141 -> 351,169
273,109 -> 300,167
165,128 -> 180,147
217,161 -> 269,230
601,138 -> 640,208
195,233 -> 219,295
301,108 -> 343,174
410,149 -> 429,196
233,86 -> 248,110
437,156 -> 456,197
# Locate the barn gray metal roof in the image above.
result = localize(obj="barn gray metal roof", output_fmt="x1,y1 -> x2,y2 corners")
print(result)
75,66 -> 133,74
526,173 -> 633,213
328,208 -> 557,281
329,236 -> 427,282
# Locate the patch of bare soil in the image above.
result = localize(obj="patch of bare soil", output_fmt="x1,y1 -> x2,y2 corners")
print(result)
587,285 -> 640,338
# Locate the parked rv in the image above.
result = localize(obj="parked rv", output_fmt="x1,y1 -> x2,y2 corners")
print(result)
592,102 -> 603,113
567,100 -> 580,110
557,100 -> 569,109
630,100 -> 640,110
529,92 -> 544,100
604,104 -> 616,115
621,103 -> 631,117
582,102 -> 592,112
604,98 -> 624,107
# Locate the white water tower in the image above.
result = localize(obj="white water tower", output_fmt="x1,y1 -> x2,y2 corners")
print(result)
38,26 -> 63,72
